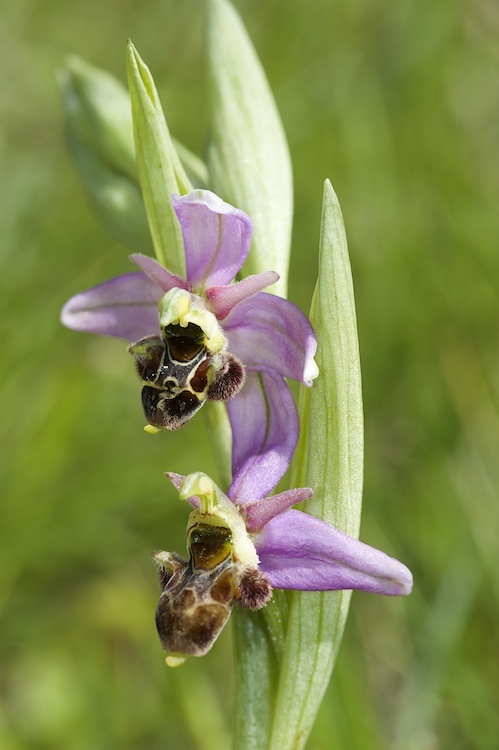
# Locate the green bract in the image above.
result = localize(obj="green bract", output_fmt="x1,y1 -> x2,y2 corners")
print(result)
232,180 -> 364,750
126,41 -> 193,274
273,180 -> 364,749
206,0 -> 293,297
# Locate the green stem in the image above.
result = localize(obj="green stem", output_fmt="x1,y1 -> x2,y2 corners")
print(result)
204,401 -> 233,491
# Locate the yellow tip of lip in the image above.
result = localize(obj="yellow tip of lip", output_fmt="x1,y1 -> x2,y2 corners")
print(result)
144,424 -> 164,435
165,653 -> 188,668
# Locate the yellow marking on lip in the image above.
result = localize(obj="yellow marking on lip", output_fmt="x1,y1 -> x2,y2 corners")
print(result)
165,653 -> 188,668
144,424 -> 164,435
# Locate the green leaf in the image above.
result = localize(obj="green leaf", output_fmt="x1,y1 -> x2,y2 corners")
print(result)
269,180 -> 364,749
59,57 -> 154,254
206,0 -> 293,297
126,40 -> 193,272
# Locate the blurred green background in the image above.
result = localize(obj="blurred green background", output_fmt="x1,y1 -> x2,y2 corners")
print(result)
1,0 -> 498,748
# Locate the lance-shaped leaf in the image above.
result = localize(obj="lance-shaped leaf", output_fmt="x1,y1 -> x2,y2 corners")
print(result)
126,41 -> 192,273
206,0 -> 293,298
59,56 -> 154,253
269,180 -> 364,750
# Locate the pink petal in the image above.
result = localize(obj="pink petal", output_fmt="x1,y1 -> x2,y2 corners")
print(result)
61,273 -> 161,340
130,253 -> 189,292
165,472 -> 185,490
241,488 -> 313,532
172,190 -> 253,287
228,369 -> 298,505
165,472 -> 200,509
224,292 -> 318,386
255,510 -> 413,596
206,271 -> 279,320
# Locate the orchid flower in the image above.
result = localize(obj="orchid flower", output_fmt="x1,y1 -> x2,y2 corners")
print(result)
61,190 -> 318,469
61,190 -> 318,476
154,466 -> 412,667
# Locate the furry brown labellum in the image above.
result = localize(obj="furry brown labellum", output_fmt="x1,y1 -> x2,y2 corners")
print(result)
153,522 -> 271,665
129,322 -> 245,430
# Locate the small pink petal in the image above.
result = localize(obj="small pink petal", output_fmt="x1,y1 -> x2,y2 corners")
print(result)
130,253 -> 189,292
206,271 -> 280,320
241,488 -> 313,532
165,473 -> 200,509
165,472 -> 185,490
